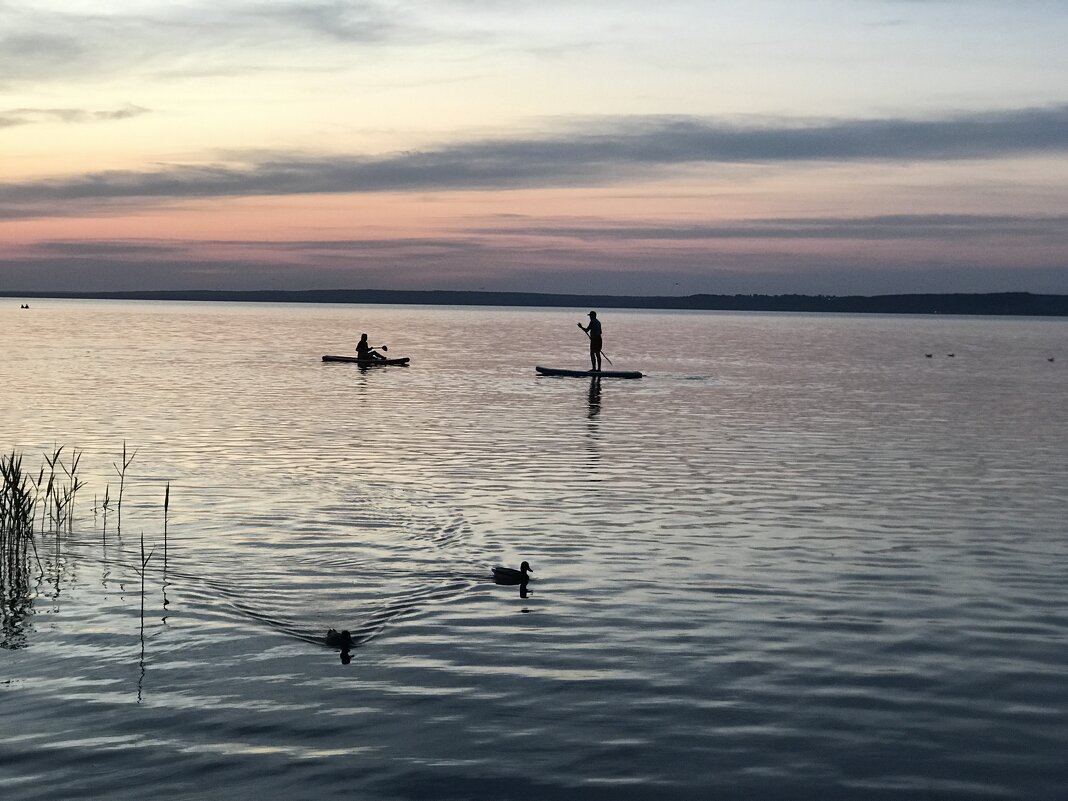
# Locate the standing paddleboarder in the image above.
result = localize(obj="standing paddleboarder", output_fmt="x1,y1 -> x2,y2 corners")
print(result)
578,311 -> 603,371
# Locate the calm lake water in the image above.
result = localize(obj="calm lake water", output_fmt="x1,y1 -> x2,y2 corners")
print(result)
1,300 -> 1066,800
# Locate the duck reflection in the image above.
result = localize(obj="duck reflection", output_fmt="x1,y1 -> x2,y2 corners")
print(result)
494,574 -> 531,601
326,628 -> 355,664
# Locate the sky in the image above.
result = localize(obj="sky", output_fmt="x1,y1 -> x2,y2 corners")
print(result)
2,0 -> 1068,296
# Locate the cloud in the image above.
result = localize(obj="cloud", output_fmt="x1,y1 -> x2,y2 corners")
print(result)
25,240 -> 192,258
469,213 -> 1068,242
3,106 -> 1068,213
0,104 -> 150,128
0,2 -> 421,84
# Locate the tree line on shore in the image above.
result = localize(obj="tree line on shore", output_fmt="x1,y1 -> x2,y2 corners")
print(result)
5,290 -> 1068,316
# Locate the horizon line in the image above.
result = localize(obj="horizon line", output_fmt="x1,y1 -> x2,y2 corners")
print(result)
4,288 -> 1068,317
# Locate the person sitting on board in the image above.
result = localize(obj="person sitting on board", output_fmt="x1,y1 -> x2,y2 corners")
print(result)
355,333 -> 386,361
577,311 -> 603,371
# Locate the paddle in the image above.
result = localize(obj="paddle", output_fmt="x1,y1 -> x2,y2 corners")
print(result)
576,324 -> 613,366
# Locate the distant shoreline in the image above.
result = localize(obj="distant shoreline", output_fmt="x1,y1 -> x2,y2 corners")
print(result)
5,289 -> 1068,316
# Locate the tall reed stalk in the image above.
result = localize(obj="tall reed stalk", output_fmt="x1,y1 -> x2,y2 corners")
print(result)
60,448 -> 83,532
39,446 -> 61,535
113,442 -> 136,535
138,529 -> 154,621
163,482 -> 170,569
101,485 -> 111,541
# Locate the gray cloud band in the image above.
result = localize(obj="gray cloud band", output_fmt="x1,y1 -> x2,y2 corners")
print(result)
2,106 -> 1068,208
468,214 -> 1068,242
0,104 -> 150,128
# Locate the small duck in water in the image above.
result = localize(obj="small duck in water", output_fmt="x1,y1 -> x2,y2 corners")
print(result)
492,561 -> 533,585
325,628 -> 355,649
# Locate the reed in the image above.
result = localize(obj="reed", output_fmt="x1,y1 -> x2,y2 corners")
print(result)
4,443 -> 174,657
163,482 -> 170,568
3,442 -> 161,579
40,447 -> 84,535
1,452 -> 32,533
138,529 -> 155,618
100,484 -> 111,540
60,448 -> 84,532
39,446 -> 61,535
1,451 -> 42,575
113,442 -> 137,535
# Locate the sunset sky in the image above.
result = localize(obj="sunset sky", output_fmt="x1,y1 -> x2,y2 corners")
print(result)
3,0 -> 1068,295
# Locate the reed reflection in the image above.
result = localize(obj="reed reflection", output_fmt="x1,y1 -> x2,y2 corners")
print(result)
0,554 -> 37,650
162,483 -> 170,624
1,450 -> 39,650
137,530 -> 155,703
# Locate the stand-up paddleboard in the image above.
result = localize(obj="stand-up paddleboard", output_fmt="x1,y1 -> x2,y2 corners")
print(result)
536,365 -> 642,379
323,355 -> 410,366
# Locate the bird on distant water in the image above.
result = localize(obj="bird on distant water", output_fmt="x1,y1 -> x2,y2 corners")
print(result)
925,353 -> 933,358
947,353 -> 955,357
492,561 -> 533,584
1049,357 -> 1055,362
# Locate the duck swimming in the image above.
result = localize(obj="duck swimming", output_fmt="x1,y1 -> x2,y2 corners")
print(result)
492,561 -> 533,584
325,628 -> 354,649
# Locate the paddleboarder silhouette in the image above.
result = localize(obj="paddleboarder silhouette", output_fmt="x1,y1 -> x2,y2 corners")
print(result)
355,333 -> 386,361
577,311 -> 603,371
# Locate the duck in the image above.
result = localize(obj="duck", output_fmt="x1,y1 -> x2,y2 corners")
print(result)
325,628 -> 354,649
925,353 -> 932,358
492,561 -> 533,584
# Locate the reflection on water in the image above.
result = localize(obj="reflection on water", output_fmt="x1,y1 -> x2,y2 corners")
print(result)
1,301 -> 1067,800
587,376 -> 601,419
1,525 -> 86,652
1,554 -> 36,650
